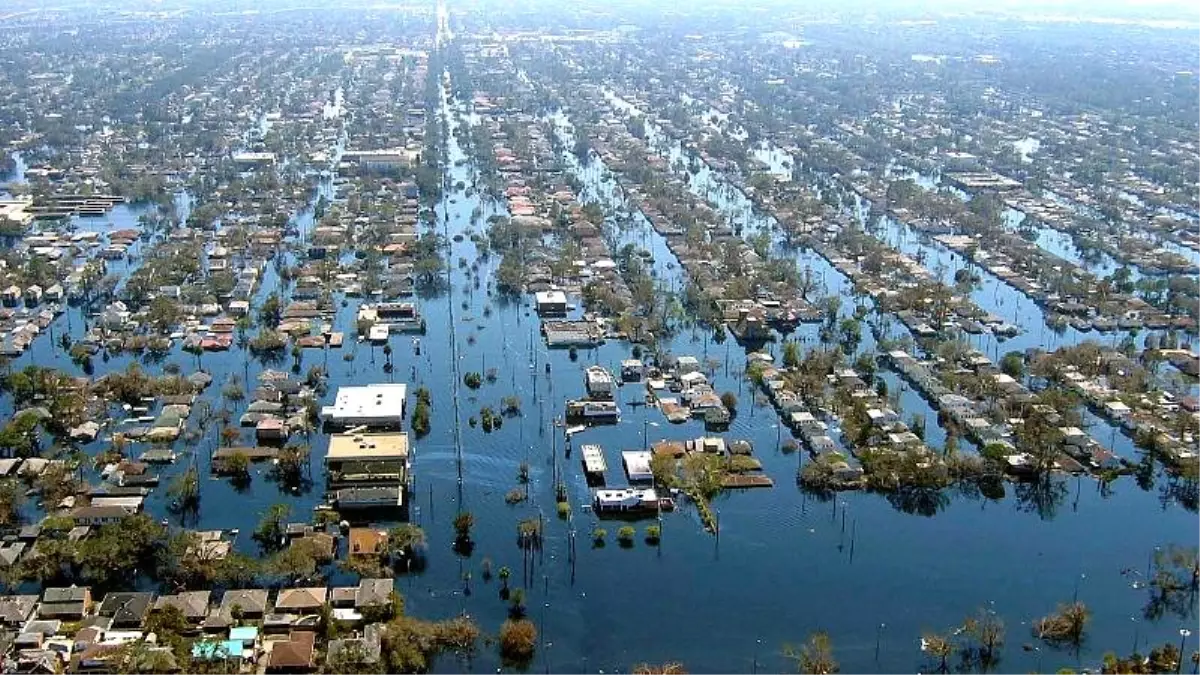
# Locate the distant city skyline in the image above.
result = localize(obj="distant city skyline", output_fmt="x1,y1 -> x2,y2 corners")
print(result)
3,0 -> 1199,24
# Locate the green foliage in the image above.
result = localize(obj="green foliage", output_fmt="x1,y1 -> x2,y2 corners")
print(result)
681,453 -> 725,500
381,614 -> 480,672
387,524 -> 426,560
0,478 -> 26,527
650,453 -> 678,489
249,329 -> 287,353
253,503 -> 291,554
75,515 -> 166,586
167,466 -> 201,513
1000,351 -> 1025,379
411,398 -> 431,437
258,292 -> 282,328
272,443 -> 310,488
0,409 -> 43,456
463,372 -> 483,389
224,450 -> 250,477
266,538 -> 324,584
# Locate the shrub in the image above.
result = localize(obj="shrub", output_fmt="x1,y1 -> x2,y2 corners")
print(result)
411,401 -> 431,437
592,528 -> 607,546
1034,602 -> 1090,646
556,501 -> 570,519
464,372 -> 483,389
499,619 -> 537,664
644,524 -> 661,544
617,525 -> 636,546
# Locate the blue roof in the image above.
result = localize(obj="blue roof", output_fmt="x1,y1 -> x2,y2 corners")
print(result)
191,640 -> 243,660
229,626 -> 259,641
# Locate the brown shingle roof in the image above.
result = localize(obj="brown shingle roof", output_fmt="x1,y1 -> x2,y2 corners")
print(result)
267,632 -> 315,671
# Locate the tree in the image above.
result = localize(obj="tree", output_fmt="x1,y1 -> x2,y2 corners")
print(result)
327,638 -> 382,674
453,511 -> 474,543
387,524 -> 426,565
962,608 -> 1005,668
720,391 -> 738,413
77,515 -> 166,586
220,426 -> 241,447
258,293 -> 282,328
272,443 -> 310,489
381,614 -> 480,672
499,619 -> 537,665
167,466 -> 201,514
148,296 -> 182,334
145,604 -> 189,654
785,631 -> 839,674
650,453 -> 678,489
1000,351 -> 1025,379
36,463 -> 78,508
266,539 -> 322,585
253,504 -> 290,554
921,631 -> 954,673
0,478 -> 25,528
224,450 -> 250,480
1034,602 -> 1090,646
411,399 -> 431,437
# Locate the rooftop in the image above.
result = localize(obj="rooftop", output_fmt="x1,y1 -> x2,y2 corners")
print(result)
321,383 -> 407,425
327,432 -> 410,461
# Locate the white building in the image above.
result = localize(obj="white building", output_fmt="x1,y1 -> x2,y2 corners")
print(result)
584,366 -> 614,400
321,384 -> 408,428
232,152 -> 277,166
621,450 -> 654,482
341,149 -> 419,172
676,356 -> 700,374
535,290 -> 567,316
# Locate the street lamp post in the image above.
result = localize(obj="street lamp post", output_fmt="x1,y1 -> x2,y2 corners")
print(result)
876,623 -> 885,663
1131,616 -> 1140,655
1179,629 -> 1191,674
752,638 -> 761,674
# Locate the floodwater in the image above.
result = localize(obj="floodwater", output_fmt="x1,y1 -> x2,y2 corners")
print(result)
0,68 -> 1195,675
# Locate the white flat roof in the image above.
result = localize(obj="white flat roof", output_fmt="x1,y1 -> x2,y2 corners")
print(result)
535,290 -> 566,304
321,384 -> 407,425
622,450 -> 653,480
